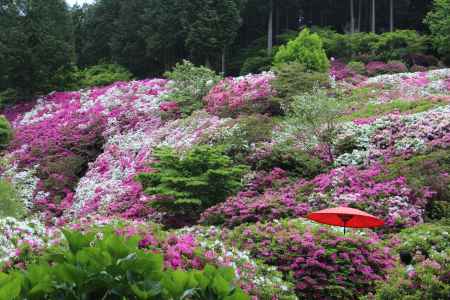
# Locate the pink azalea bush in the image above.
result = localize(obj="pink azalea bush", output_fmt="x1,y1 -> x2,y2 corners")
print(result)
204,72 -> 276,117
202,163 -> 430,231
2,79 -> 168,221
228,219 -> 395,299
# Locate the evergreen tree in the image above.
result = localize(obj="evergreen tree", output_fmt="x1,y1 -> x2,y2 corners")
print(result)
180,0 -> 241,69
0,0 -> 74,99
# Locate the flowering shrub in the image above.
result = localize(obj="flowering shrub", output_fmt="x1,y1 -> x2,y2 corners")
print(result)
71,110 -> 234,221
366,61 -> 408,77
0,217 -> 58,267
228,219 -> 395,299
334,105 -> 450,167
366,223 -> 450,300
205,72 -> 276,117
361,68 -> 450,102
202,163 -> 429,230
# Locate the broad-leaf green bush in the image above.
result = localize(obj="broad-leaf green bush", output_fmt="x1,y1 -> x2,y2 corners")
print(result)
0,227 -> 250,300
273,28 -> 330,72
0,179 -> 24,218
425,0 -> 450,60
0,116 -> 12,149
137,145 -> 249,227
271,62 -> 330,110
164,60 -> 222,116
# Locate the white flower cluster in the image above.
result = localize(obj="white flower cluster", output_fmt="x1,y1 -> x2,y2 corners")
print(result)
334,104 -> 450,166
0,217 -> 59,263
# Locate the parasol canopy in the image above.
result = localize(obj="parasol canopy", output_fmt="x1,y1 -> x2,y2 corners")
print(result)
306,206 -> 384,233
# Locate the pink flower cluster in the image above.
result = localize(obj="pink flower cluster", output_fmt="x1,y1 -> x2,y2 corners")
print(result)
3,79 -> 168,220
229,220 -> 395,298
202,164 -> 429,230
204,72 -> 276,117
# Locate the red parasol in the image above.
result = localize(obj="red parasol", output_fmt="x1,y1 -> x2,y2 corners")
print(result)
306,206 -> 384,234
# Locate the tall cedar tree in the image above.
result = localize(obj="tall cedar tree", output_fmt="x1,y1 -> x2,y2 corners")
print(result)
180,0 -> 241,68
0,0 -> 74,99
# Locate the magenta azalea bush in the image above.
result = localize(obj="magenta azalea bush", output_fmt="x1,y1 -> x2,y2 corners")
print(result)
228,219 -> 395,299
204,72 -> 276,117
202,163 -> 429,231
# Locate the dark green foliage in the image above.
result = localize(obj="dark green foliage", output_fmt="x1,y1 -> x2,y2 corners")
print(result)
383,150 -> 450,221
164,60 -> 221,116
51,64 -> 133,91
0,179 -> 24,218
137,146 -> 249,227
0,0 -> 74,99
0,116 -> 12,149
254,143 -> 324,179
315,28 -> 429,62
274,28 -> 330,72
77,64 -> 132,88
0,227 -> 250,300
240,52 -> 273,75
180,0 -> 241,66
110,0 -> 155,77
372,30 -> 427,62
425,0 -> 450,59
271,62 -> 330,109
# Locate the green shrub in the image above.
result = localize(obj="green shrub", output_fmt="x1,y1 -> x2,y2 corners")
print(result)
371,30 -> 427,61
0,227 -> 250,300
0,89 -> 18,108
271,62 -> 330,110
397,223 -> 450,258
0,179 -> 24,218
383,150 -> 450,221
78,64 -> 133,88
346,61 -> 366,75
273,28 -> 330,72
287,87 -> 345,163
254,142 -> 324,179
215,114 -> 274,163
164,60 -> 222,116
425,0 -> 450,59
368,223 -> 450,300
137,145 -> 249,227
311,27 -> 354,59
0,116 -> 12,150
240,54 -> 273,75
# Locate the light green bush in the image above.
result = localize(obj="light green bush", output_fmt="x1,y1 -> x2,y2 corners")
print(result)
163,60 -> 222,116
273,28 -> 329,72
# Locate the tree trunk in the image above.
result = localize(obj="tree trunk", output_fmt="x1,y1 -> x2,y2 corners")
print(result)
350,0 -> 355,34
357,0 -> 362,32
389,0 -> 394,32
221,49 -> 226,75
267,0 -> 273,56
371,0 -> 376,33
